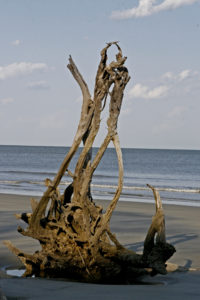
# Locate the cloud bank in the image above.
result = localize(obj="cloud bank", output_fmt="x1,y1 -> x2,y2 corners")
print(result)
162,69 -> 192,81
129,83 -> 168,99
0,62 -> 47,80
128,69 -> 198,100
111,0 -> 199,19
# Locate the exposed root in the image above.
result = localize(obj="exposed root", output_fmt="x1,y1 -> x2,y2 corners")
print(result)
4,43 -> 175,283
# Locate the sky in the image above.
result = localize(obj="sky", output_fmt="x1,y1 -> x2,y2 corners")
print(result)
0,0 -> 200,149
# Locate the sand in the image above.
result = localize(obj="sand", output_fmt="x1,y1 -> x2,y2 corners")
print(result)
0,193 -> 200,299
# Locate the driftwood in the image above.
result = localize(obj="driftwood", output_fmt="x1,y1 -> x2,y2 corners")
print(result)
4,43 -> 175,283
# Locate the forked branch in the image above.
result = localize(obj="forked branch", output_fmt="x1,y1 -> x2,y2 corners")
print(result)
4,43 -> 176,283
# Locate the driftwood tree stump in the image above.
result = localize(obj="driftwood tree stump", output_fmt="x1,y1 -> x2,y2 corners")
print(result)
4,43 -> 175,283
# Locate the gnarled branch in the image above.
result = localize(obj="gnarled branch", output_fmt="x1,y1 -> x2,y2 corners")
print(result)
4,43 -> 175,283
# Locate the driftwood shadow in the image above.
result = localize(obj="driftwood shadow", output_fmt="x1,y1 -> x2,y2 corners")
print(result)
126,233 -> 198,252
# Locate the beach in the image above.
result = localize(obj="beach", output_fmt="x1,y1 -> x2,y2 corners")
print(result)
0,193 -> 200,299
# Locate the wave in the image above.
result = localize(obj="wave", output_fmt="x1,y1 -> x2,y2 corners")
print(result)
91,183 -> 200,194
0,180 -> 21,185
0,180 -> 199,194
0,170 -> 60,177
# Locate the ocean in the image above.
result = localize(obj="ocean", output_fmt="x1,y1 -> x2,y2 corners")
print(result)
0,145 -> 199,207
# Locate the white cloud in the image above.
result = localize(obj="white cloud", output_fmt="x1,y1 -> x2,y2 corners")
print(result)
128,83 -> 168,99
162,69 -> 194,81
162,71 -> 174,80
12,40 -> 20,46
128,69 -> 199,100
0,97 -> 14,105
111,0 -> 199,19
27,81 -> 49,90
0,62 -> 47,80
178,69 -> 191,80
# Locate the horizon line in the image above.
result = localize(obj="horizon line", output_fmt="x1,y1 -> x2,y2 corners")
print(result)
0,144 -> 199,151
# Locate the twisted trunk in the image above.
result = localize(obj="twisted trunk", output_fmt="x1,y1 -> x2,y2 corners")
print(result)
4,43 -> 175,283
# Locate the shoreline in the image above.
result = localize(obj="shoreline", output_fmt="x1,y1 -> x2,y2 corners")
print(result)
0,193 -> 200,299
0,189 -> 200,208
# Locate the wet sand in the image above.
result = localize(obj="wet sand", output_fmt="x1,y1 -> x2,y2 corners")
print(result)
0,193 -> 200,299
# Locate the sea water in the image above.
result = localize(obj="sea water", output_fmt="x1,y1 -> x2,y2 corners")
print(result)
0,145 -> 199,206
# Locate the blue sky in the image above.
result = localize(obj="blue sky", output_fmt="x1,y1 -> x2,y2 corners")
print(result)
0,0 -> 200,149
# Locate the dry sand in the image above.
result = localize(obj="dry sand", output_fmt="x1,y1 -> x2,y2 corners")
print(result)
0,193 -> 200,299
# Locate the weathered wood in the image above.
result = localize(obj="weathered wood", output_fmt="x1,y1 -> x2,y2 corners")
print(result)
4,43 -> 175,283
142,184 -> 175,275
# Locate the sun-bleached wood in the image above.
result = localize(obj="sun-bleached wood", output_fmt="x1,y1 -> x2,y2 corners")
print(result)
4,43 -> 175,283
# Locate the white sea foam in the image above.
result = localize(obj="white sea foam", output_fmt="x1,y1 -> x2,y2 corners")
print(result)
0,145 -> 199,207
6,269 -> 25,277
91,183 -> 200,194
0,180 -> 199,194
